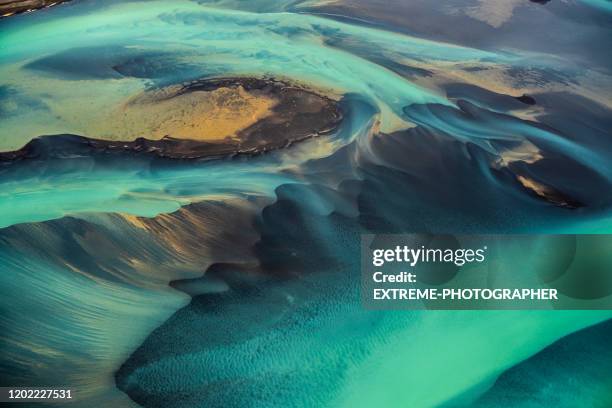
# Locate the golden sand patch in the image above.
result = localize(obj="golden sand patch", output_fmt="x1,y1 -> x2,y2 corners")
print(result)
495,141 -> 543,168
517,175 -> 551,199
97,85 -> 277,142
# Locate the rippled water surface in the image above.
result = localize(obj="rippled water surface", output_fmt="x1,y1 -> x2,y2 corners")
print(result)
1,1 -> 611,407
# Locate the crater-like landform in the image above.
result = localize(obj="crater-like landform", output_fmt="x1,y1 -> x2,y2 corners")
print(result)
0,77 -> 342,161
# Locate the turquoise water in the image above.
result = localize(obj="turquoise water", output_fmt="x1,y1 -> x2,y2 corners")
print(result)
1,1 -> 611,407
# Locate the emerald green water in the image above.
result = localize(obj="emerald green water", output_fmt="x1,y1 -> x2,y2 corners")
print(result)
1,1 -> 611,407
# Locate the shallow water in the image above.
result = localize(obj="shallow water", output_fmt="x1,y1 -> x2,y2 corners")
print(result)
0,1 -> 611,407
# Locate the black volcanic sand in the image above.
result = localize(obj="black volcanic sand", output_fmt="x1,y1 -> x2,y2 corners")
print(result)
0,77 -> 343,162
0,0 -> 69,17
296,0 -> 612,70
401,98 -> 612,210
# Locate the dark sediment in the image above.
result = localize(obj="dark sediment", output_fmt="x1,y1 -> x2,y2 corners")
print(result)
0,0 -> 69,17
515,94 -> 536,105
0,77 -> 343,163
